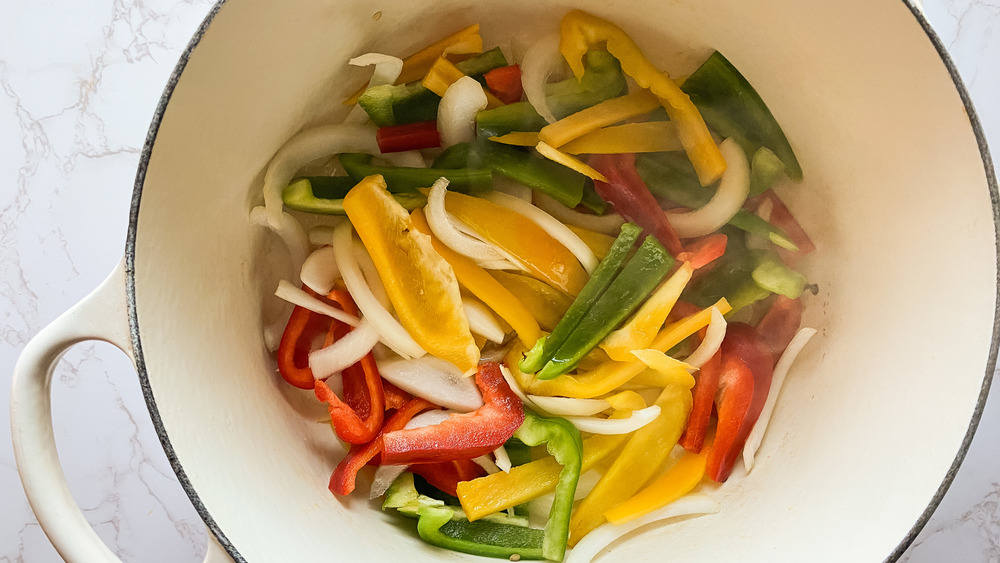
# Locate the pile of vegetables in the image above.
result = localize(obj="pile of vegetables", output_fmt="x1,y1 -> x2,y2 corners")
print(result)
255,11 -> 818,562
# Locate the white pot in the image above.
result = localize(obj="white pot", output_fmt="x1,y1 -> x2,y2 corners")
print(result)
11,0 -> 997,561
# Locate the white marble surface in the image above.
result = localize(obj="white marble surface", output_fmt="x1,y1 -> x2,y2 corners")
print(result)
1,0 -> 997,561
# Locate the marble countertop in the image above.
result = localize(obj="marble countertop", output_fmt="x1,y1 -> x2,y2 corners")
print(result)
1,0 -> 997,561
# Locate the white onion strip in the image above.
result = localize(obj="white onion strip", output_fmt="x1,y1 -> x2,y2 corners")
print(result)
564,405 -> 661,435
308,225 -> 338,246
450,217 -> 525,271
533,192 -> 625,236
345,53 -> 404,124
425,178 -> 517,268
493,445 -> 512,473
668,137 -> 750,238
369,409 -> 453,499
565,494 -> 721,563
377,357 -> 484,412
274,280 -> 359,327
308,318 -> 380,380
250,206 -> 309,285
526,395 -> 610,417
380,150 -> 427,168
743,327 -> 817,471
353,240 -> 392,309
438,76 -> 488,148
484,191 -> 599,273
683,307 -> 727,368
463,299 -> 506,344
499,365 -> 540,412
300,246 -> 341,296
332,221 -> 425,359
473,456 -> 502,474
493,175 -> 533,202
520,32 -> 562,124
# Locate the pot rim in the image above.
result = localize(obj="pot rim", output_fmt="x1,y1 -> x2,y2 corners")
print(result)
123,2 -> 1000,561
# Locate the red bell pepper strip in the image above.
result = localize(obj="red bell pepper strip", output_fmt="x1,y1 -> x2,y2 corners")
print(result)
383,381 -> 413,411
706,323 -> 774,482
312,290 -> 386,445
381,362 -> 525,465
679,348 -> 721,453
276,287 -> 339,390
590,153 -> 684,256
756,295 -> 803,363
329,397 -> 435,496
755,190 -> 815,266
484,65 -> 524,104
412,460 -> 487,497
376,120 -> 442,153
676,233 -> 727,270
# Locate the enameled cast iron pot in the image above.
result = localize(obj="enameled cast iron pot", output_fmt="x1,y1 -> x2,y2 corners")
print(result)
11,0 -> 999,561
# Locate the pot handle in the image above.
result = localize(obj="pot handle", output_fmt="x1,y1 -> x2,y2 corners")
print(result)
10,259 -> 234,563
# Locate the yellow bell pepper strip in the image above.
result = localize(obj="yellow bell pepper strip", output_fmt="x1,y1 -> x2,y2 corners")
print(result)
444,191 -> 588,296
489,131 -> 539,146
559,10 -> 727,186
421,56 -> 504,108
604,390 -> 646,411
568,384 -> 693,545
410,209 -> 541,347
538,89 -> 661,148
511,298 -> 731,398
630,349 -> 696,389
535,141 -> 608,182
344,24 -> 484,105
603,449 -> 708,525
457,434 -> 625,522
343,175 -> 479,371
489,271 -> 572,333
566,225 -> 615,260
600,262 -> 693,361
560,121 -> 683,154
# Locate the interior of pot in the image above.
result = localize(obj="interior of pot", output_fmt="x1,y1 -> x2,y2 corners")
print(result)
129,0 -> 997,561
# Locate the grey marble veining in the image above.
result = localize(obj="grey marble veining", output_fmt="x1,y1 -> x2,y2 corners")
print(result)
1,0 -> 998,561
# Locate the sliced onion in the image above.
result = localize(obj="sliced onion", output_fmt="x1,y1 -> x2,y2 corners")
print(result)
380,150 -> 427,168
425,178 -> 517,267
483,191 -> 598,273
274,280 -> 359,327
526,395 -> 610,417
463,298 -> 506,344
345,53 -> 404,124
438,76 -> 487,148
683,307 -> 727,368
299,246 -> 341,296
668,138 -> 750,238
369,409 -> 452,499
564,405 -> 661,435
493,445 -> 512,473
353,240 -> 391,309
533,192 -> 625,236
565,494 -> 720,563
493,175 -> 533,202
520,32 -> 562,124
308,318 -> 380,379
473,455 -> 502,474
308,224 -> 338,246
450,216 -> 525,271
332,221 -> 425,359
377,356 -> 484,412
261,123 -> 380,226
575,469 -> 602,501
498,364 -> 539,412
743,327 -> 817,471
250,205 -> 309,285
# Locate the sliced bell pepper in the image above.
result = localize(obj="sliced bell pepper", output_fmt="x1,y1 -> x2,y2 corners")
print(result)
519,222 -> 641,374
484,64 -> 523,104
629,349 -> 696,389
537,235 -> 674,379
489,271 -> 572,333
707,323 -> 774,482
339,153 -> 492,194
676,233 -> 729,270
568,384 -> 693,545
754,190 -> 816,266
344,24 -> 484,105
329,397 -> 434,496
591,152 -> 684,256
457,434 -> 625,520
603,449 -> 708,525
565,225 -> 616,259
376,120 -> 442,153
410,209 -> 542,346
678,349 -> 721,453
561,121 -> 683,155
381,362 -> 525,465
282,177 -> 426,215
444,190 -> 588,296
600,262 -> 693,361
343,175 -> 479,371
756,295 -> 804,363
422,55 -> 504,107
537,89 -> 661,148
535,141 -> 608,182
383,380 -> 413,411
511,412 -> 583,562
416,505 -> 545,560
411,460 -> 486,498
559,10 -> 726,186
276,287 -> 335,389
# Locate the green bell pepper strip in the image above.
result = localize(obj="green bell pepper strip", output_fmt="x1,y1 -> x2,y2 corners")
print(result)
417,505 -> 545,560
359,47 -> 508,127
520,223 -> 642,374
727,210 -> 798,252
751,250 -> 807,298
281,177 -> 426,215
512,411 -> 583,562
749,146 -> 786,196
537,235 -> 674,379
385,473 -> 530,527
338,153 -> 492,193
681,51 -> 803,181
475,50 -> 626,138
